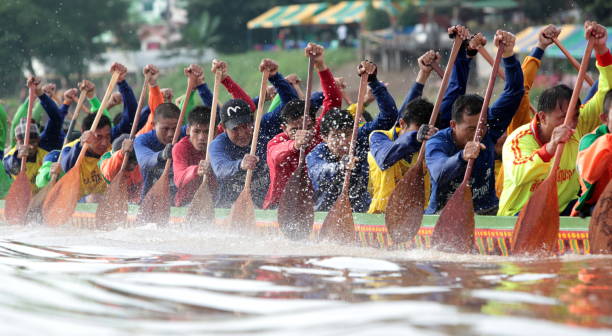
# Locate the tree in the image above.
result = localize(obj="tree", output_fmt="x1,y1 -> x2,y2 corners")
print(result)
517,0 -> 571,24
0,0 -> 131,96
365,4 -> 391,31
575,0 -> 612,25
181,11 -> 222,61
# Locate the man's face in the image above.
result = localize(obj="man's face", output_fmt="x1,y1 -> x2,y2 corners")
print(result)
90,125 -> 112,156
153,117 -> 179,145
451,112 -> 486,149
17,135 -> 40,152
324,128 -> 351,158
188,123 -> 209,152
225,122 -> 253,148
281,116 -> 314,140
538,99 -> 578,140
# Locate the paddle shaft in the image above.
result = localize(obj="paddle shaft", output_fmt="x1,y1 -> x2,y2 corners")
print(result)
478,47 -> 506,80
548,38 -> 595,175
431,63 -> 444,78
297,57 -> 315,167
119,76 -> 150,172
205,71 -> 222,160
552,37 -> 595,86
243,70 -> 270,189
479,47 -> 537,116
74,72 -> 121,170
19,88 -> 36,172
341,73 -> 368,193
462,44 -> 506,184
412,36 -> 464,166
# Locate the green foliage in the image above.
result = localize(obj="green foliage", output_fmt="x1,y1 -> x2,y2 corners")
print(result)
181,11 -> 222,60
158,48 -> 357,103
517,0 -> 571,23
397,2 -> 420,27
574,0 -> 612,25
365,4 -> 391,31
0,0 -> 131,96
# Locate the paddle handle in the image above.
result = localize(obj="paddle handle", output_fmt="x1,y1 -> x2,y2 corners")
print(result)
205,71 -> 222,159
297,56 -> 315,167
478,47 -> 506,81
173,83 -> 195,146
341,72 -> 368,193
76,71 -> 121,168
413,36 -> 464,167
431,62 -> 444,79
20,88 -> 36,173
52,90 -> 88,177
552,37 -> 594,86
244,70 -> 270,189
463,43 -> 505,184
550,38 -> 595,173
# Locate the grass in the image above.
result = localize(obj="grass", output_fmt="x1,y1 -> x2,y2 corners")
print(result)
157,48 -> 358,104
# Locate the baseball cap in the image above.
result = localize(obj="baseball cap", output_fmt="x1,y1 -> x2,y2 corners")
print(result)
220,99 -> 252,130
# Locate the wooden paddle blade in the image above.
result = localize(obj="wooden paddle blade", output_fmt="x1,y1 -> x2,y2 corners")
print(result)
42,166 -> 82,226
431,182 -> 475,253
278,166 -> 315,240
26,178 -> 56,223
588,180 -> 612,254
228,186 -> 256,231
319,193 -> 355,244
95,170 -> 129,229
511,176 -> 560,256
4,171 -> 32,225
186,174 -> 215,226
385,165 -> 425,244
137,174 -> 170,225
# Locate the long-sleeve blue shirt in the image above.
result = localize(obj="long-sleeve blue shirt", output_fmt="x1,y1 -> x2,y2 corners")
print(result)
112,80 -> 138,141
425,55 -> 524,215
37,93 -> 69,151
133,128 -> 186,201
437,45 -> 473,129
398,82 -> 424,115
208,132 -> 269,208
254,73 -> 298,162
307,79 -> 398,212
370,129 -> 421,170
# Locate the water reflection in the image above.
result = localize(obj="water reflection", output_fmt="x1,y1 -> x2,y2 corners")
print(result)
0,238 -> 610,335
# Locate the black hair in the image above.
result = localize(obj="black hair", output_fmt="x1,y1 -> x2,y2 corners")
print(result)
280,99 -> 316,125
604,90 -> 612,115
363,110 -> 373,122
82,114 -> 112,132
538,84 -> 580,114
154,103 -> 181,121
401,98 -> 434,126
452,94 -> 483,124
187,106 -> 211,126
320,108 -> 354,136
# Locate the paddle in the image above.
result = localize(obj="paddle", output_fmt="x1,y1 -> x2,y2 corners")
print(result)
589,180 -> 612,254
4,86 -> 36,225
552,37 -> 595,86
185,69 -> 222,225
277,56 -> 316,240
511,38 -> 595,256
227,69 -> 270,231
26,89 -> 88,222
137,66 -> 198,225
42,71 -> 121,226
384,35 -> 463,244
479,46 -> 537,116
318,63 -> 369,244
430,41 -> 507,254
95,72 -> 150,228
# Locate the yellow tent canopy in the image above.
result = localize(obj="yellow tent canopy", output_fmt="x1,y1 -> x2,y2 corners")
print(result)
311,0 -> 400,25
247,3 -> 329,29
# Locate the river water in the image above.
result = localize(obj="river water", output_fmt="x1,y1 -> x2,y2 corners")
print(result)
0,223 -> 610,336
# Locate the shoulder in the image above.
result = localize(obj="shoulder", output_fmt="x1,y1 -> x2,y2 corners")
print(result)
268,132 -> 289,146
505,124 -> 534,145
64,139 -> 81,149
307,143 -> 327,160
43,150 -> 60,163
135,130 -> 157,145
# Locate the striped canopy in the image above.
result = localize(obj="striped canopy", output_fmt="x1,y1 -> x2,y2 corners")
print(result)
247,3 -> 328,29
515,24 -> 612,58
311,0 -> 400,25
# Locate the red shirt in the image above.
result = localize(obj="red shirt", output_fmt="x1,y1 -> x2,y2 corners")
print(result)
172,136 -> 206,206
263,68 -> 342,209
